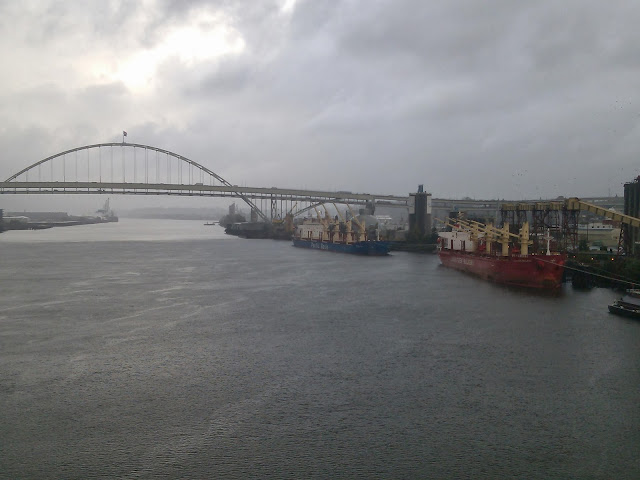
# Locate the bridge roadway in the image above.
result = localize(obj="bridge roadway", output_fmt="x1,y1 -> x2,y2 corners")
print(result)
0,181 -> 624,213
0,181 -> 410,208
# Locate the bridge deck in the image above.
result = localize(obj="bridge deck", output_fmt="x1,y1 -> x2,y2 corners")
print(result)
0,181 -> 409,206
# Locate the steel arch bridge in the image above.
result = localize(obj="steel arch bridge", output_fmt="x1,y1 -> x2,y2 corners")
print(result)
0,143 -> 409,219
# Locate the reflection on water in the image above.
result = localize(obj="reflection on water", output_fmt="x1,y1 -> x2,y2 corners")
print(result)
0,218 -> 230,243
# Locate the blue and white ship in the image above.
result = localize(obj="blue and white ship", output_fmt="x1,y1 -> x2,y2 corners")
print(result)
292,207 -> 389,256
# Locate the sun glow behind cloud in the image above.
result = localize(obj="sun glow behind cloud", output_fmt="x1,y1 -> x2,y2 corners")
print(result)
97,10 -> 246,92
280,0 -> 297,14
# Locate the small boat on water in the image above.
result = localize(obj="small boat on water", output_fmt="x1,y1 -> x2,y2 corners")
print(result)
608,289 -> 640,319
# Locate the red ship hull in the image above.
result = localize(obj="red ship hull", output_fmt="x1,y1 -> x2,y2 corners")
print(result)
438,249 -> 566,289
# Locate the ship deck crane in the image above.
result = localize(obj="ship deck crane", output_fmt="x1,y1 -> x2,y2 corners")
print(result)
330,203 -> 356,243
335,203 -> 367,242
438,217 -> 532,256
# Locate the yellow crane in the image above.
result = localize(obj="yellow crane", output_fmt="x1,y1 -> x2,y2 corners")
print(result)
566,198 -> 640,228
438,217 -> 532,256
500,197 -> 640,253
333,203 -> 367,242
500,197 -> 640,228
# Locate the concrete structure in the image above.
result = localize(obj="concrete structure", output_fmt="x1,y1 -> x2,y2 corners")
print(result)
408,185 -> 432,236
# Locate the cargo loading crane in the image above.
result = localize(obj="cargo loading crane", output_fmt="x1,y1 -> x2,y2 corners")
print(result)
566,197 -> 640,255
499,197 -> 640,255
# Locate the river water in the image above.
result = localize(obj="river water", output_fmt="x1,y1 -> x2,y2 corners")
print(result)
1,219 -> 639,479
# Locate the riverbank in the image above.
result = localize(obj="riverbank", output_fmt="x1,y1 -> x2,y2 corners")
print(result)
1,211 -> 117,231
566,252 -> 640,289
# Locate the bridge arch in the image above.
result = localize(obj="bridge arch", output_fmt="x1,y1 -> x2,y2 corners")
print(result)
4,142 -> 268,220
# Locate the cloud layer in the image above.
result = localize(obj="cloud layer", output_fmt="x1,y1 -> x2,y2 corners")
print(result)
1,0 -> 639,212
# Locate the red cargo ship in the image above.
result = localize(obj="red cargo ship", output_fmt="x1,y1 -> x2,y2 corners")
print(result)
437,219 -> 566,289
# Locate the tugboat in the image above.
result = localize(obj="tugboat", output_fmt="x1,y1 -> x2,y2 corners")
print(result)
437,217 -> 566,289
608,290 -> 640,319
292,205 -> 389,256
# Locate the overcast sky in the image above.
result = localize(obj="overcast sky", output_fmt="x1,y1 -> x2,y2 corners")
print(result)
1,0 -> 639,212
